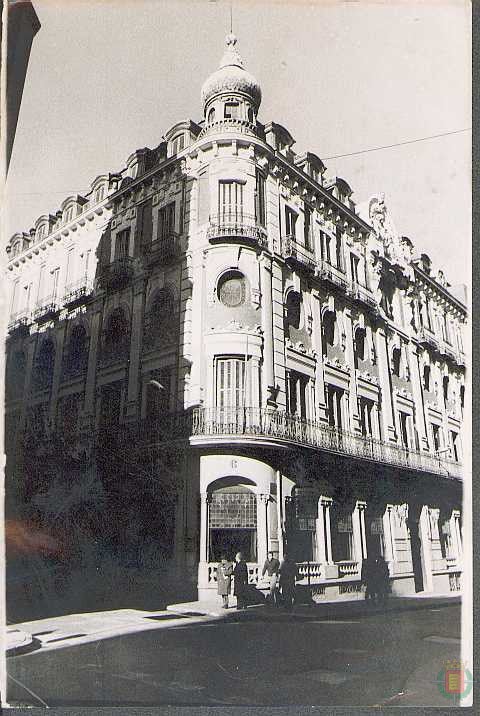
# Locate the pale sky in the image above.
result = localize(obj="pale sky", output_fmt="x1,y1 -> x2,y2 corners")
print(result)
5,0 -> 471,287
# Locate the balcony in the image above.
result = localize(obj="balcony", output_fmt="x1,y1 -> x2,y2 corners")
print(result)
198,117 -> 257,139
280,234 -> 316,272
417,327 -> 439,352
142,233 -> 180,266
317,260 -> 349,291
98,257 -> 134,291
190,406 -> 463,480
7,311 -> 31,337
33,296 -> 61,323
207,213 -> 267,249
348,281 -> 378,311
63,277 -> 93,309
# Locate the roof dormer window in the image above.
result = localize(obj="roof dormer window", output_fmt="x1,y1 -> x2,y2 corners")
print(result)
37,225 -> 45,240
171,133 -> 185,155
95,186 -> 105,203
64,207 -> 73,223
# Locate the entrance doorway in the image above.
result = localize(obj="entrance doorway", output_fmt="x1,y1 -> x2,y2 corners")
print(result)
208,484 -> 257,562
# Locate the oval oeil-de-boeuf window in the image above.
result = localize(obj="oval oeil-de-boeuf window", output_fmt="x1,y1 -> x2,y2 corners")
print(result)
218,273 -> 246,307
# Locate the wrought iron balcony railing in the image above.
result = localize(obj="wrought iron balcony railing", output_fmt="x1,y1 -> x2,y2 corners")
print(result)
317,260 -> 349,290
63,277 -> 93,308
281,234 -> 316,271
98,257 -> 134,291
7,310 -> 31,336
189,406 -> 463,480
207,213 -> 267,248
33,296 -> 61,323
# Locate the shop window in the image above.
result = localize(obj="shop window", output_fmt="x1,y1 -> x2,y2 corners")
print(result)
209,485 -> 257,562
331,506 -> 354,562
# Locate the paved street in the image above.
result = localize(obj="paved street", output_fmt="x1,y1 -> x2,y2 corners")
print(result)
6,601 -> 461,708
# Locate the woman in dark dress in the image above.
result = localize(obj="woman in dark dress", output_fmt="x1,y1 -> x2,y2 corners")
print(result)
233,552 -> 248,610
217,555 -> 233,609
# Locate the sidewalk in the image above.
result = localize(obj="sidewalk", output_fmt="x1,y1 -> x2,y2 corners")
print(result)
6,592 -> 460,657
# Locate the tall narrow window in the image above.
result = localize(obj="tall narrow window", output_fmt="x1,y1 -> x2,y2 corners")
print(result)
304,206 -> 312,250
285,206 -> 297,238
359,397 -> 375,437
335,226 -> 343,270
171,134 -> 185,154
216,358 -> 246,409
326,385 -> 343,429
423,365 -> 431,391
115,229 -> 130,259
51,268 -> 60,300
443,376 -> 449,403
350,253 -> 360,284
219,181 -> 244,223
450,431 -> 460,461
431,423 -> 441,452
224,101 -> 240,119
286,372 -> 307,419
391,347 -> 401,377
353,328 -> 366,368
158,202 -> 176,240
320,232 -> 331,264
255,171 -> 266,227
322,311 -> 336,355
399,411 -> 410,448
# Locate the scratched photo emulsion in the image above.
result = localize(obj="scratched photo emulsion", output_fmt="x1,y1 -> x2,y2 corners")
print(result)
2,0 -> 471,709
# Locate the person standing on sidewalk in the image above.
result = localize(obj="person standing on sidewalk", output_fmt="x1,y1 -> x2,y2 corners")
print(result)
375,555 -> 390,606
233,552 -> 248,610
262,551 -> 280,606
217,555 -> 233,609
279,554 -> 298,610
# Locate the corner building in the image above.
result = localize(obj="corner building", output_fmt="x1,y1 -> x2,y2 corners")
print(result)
5,35 -> 466,601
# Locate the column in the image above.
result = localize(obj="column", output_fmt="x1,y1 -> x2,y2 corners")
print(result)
256,493 -> 269,568
260,254 -> 275,407
344,308 -> 361,433
382,505 -> 396,566
418,505 -> 434,592
375,327 -> 397,441
125,281 -> 145,421
311,289 -> 328,422
316,496 -> 338,578
409,343 -> 429,450
276,471 -> 285,561
451,510 -> 462,564
199,492 -> 211,563
48,323 -> 67,423
352,501 -> 367,562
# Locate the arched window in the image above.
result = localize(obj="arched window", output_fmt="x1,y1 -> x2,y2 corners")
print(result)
391,347 -> 401,377
208,107 -> 216,123
144,289 -> 176,348
217,271 -> 246,308
353,328 -> 366,368
247,107 -> 254,123
208,482 -> 257,562
322,311 -> 336,355
285,291 -> 301,330
64,324 -> 88,376
34,339 -> 55,390
103,308 -> 129,360
423,365 -> 431,391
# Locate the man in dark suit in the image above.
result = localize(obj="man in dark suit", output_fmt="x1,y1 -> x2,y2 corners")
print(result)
233,552 -> 248,610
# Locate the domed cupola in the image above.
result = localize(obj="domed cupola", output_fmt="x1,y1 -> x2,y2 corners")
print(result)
201,34 -> 261,127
